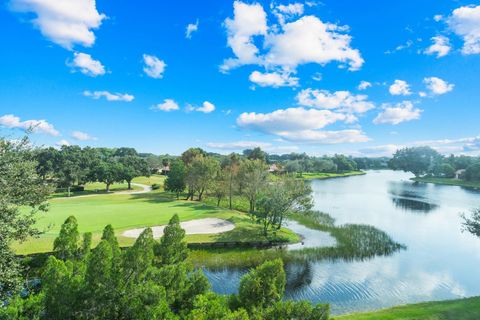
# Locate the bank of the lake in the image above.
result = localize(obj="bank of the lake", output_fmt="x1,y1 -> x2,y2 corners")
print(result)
300,171 -> 366,180
335,296 -> 480,320
14,188 -> 299,255
412,176 -> 480,189
205,170 -> 480,315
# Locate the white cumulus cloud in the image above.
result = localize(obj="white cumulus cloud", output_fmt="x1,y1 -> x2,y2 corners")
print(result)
221,1 -> 268,72
71,131 -> 96,141
221,1 -> 363,75
151,99 -> 180,112
249,70 -> 298,87
264,16 -> 363,71
186,20 -> 199,39
196,101 -> 216,113
236,105 -> 370,144
237,107 -> 347,133
424,36 -> 451,58
272,2 -> 304,25
357,81 -> 372,90
0,114 -> 59,136
373,101 -> 422,125
389,80 -> 412,96
448,5 -> 480,54
423,77 -> 454,95
296,89 -> 375,113
83,90 -> 134,102
68,52 -> 105,76
143,54 -> 166,79
10,0 -> 106,49
276,129 -> 369,144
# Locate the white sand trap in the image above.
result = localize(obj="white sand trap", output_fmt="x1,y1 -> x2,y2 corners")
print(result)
122,218 -> 235,239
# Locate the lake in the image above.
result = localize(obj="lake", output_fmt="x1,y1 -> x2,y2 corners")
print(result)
204,170 -> 480,315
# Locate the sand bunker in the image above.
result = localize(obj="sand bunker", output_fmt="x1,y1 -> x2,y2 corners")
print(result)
122,218 -> 235,239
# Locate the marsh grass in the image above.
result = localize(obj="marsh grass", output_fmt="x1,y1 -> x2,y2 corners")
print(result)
189,211 -> 405,269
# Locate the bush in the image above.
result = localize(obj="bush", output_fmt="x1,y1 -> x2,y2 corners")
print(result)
71,185 -> 85,192
54,185 -> 84,193
465,162 -> 480,181
151,183 -> 161,190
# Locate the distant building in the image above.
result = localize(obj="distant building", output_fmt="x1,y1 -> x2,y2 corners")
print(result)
455,169 -> 466,180
268,163 -> 284,174
160,165 -> 170,175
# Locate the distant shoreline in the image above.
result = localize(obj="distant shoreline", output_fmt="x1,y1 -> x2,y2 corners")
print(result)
412,176 -> 480,189
300,171 -> 366,180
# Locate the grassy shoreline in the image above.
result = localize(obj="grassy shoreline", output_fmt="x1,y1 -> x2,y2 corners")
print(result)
335,296 -> 480,320
299,171 -> 366,180
412,176 -> 480,189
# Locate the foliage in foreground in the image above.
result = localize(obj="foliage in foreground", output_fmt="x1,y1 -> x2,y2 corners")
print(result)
462,209 -> 480,238
1,214 -> 330,320
0,138 -> 51,300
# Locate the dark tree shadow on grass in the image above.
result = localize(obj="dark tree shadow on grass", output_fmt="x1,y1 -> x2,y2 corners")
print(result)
129,192 -> 176,203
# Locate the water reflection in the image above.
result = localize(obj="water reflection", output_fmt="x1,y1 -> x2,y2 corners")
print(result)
206,170 -> 480,315
388,181 -> 438,213
285,262 -> 314,291
391,197 -> 438,213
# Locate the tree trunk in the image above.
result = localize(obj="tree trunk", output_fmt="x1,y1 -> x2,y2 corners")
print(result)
198,187 -> 205,201
276,215 -> 284,230
263,218 -> 269,236
106,183 -> 111,192
229,179 -> 233,210
127,180 -> 132,190
217,197 -> 221,207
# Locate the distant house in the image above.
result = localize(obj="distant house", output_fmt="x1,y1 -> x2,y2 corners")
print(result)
160,165 -> 170,175
268,164 -> 283,174
455,169 -> 466,180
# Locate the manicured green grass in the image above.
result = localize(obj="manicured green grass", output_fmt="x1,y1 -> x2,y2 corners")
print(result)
299,171 -> 366,180
51,175 -> 164,198
52,182 -> 142,198
132,174 -> 166,186
335,296 -> 480,320
14,189 -> 299,255
412,177 -> 480,189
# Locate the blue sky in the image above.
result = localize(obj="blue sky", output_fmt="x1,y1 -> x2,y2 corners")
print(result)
1,0 -> 480,156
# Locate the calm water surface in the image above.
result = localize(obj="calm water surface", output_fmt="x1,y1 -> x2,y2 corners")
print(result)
205,170 -> 480,315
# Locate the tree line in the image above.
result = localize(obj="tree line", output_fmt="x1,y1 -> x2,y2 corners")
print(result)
389,146 -> 480,180
164,148 -> 312,236
34,146 -> 150,192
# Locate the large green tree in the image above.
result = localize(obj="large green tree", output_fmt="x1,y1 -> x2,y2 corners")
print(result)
184,155 -> 219,201
94,158 -> 126,191
389,146 -> 442,177
118,154 -> 150,189
256,176 -> 312,235
0,137 -> 51,299
238,159 -> 269,213
164,160 -> 186,198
